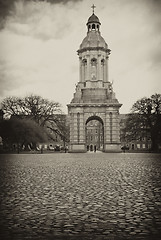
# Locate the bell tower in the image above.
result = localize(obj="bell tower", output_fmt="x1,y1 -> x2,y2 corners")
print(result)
67,6 -> 122,153
78,6 -> 111,87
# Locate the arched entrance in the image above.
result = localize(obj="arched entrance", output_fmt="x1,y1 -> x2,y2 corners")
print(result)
85,116 -> 104,152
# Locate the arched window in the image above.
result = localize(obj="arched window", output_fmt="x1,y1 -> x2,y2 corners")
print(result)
92,24 -> 95,30
91,58 -> 97,66
97,24 -> 99,30
82,59 -> 87,81
91,58 -> 97,80
82,59 -> 87,65
101,59 -> 105,65
101,59 -> 105,80
88,25 -> 91,31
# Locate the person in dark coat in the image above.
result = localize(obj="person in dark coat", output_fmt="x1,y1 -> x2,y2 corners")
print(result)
94,145 -> 97,152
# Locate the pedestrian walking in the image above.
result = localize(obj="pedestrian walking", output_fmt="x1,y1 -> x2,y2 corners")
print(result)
94,145 -> 97,152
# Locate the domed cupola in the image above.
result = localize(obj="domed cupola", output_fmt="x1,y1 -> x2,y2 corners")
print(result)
87,13 -> 101,32
87,13 -> 100,24
78,4 -> 110,54
79,31 -> 108,50
86,4 -> 101,32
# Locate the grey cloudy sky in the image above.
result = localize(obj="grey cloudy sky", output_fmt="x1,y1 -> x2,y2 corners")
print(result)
0,0 -> 161,113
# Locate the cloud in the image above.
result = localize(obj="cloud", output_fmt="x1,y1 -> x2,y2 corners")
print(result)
4,0 -> 79,40
0,0 -> 161,114
0,28 -> 74,96
0,0 -> 82,17
97,0 -> 161,112
0,0 -> 82,101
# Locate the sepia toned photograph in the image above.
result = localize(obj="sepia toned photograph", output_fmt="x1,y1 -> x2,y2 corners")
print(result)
0,0 -> 161,239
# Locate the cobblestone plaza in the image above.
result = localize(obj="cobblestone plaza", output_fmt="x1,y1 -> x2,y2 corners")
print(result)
0,153 -> 161,240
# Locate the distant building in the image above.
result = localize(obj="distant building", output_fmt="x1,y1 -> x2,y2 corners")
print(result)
86,119 -> 103,151
119,114 -> 152,152
85,113 -> 154,152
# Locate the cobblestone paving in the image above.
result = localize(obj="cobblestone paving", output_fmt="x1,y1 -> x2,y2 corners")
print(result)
0,153 -> 161,240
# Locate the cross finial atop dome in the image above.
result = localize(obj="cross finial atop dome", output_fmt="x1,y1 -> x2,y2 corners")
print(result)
91,4 -> 96,14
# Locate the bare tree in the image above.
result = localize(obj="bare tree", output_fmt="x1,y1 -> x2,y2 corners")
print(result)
123,94 -> 161,152
47,114 -> 70,147
1,94 -> 70,146
1,94 -> 62,126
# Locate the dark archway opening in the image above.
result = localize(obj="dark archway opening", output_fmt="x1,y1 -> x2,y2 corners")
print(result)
92,24 -> 95,30
85,116 -> 104,152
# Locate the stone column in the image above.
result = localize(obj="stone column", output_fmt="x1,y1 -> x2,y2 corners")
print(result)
79,57 -> 82,82
104,111 -> 111,143
85,63 -> 87,81
111,111 -> 121,143
87,55 -> 90,80
105,56 -> 109,82
81,62 -> 84,82
79,113 -> 85,143
98,55 -> 102,80
103,60 -> 105,82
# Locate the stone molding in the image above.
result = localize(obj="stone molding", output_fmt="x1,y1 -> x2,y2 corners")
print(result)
78,47 -> 111,54
67,103 -> 122,108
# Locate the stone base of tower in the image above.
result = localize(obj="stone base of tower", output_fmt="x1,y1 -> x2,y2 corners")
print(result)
68,143 -> 87,153
104,143 -> 122,153
68,143 -> 121,153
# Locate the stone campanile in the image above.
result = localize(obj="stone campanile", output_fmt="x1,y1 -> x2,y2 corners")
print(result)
67,6 -> 122,152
